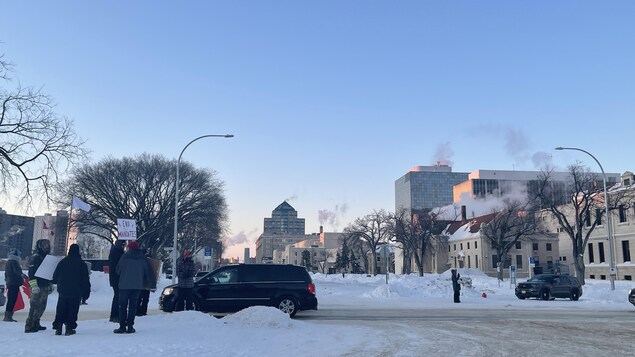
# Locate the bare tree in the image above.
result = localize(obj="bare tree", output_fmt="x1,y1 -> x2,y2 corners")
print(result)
341,230 -> 370,274
55,154 -> 228,262
481,199 -> 542,281
0,53 -> 88,208
535,164 -> 633,284
342,209 -> 393,275
394,208 -> 452,276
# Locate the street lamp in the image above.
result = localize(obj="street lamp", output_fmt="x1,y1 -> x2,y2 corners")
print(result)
555,146 -> 616,290
172,134 -> 234,284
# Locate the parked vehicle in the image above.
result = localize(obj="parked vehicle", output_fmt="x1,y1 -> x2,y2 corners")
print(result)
515,274 -> 583,301
629,288 -> 635,307
159,264 -> 318,317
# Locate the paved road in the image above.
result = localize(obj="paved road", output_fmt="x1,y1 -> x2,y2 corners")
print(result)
294,306 -> 635,356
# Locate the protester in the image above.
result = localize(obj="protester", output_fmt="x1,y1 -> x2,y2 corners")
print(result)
51,244 -> 91,336
108,239 -> 126,323
25,239 -> 53,333
175,249 -> 196,311
114,240 -> 152,334
451,269 -> 461,303
3,249 -> 25,322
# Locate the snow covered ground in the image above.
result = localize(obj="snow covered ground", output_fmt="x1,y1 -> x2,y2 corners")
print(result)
1,268 -> 633,356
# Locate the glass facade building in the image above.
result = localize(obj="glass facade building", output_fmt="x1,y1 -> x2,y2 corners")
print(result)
395,165 -> 469,211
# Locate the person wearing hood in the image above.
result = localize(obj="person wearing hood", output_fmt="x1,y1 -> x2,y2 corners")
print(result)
175,249 -> 196,311
108,239 -> 126,323
3,249 -> 26,322
114,240 -> 152,334
25,239 -> 53,333
51,244 -> 91,336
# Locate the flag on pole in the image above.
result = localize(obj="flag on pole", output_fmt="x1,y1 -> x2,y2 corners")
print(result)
72,196 -> 91,212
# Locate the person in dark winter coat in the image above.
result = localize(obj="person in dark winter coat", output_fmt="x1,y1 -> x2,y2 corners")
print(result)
4,249 -> 26,322
51,244 -> 91,336
451,269 -> 461,303
175,249 -> 196,311
114,240 -> 152,334
25,239 -> 53,333
108,240 -> 126,323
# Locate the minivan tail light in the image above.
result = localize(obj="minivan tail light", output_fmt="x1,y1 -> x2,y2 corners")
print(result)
308,283 -> 316,295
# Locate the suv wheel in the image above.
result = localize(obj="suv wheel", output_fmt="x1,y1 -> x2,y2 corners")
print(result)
277,297 -> 299,317
539,289 -> 551,301
570,289 -> 580,301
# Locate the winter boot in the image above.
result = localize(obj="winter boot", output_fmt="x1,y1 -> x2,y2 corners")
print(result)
113,325 -> 127,334
65,328 -> 76,336
55,327 -> 62,335
3,311 -> 17,322
126,326 -> 136,334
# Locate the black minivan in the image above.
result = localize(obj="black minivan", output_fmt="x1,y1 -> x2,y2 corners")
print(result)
159,264 -> 318,317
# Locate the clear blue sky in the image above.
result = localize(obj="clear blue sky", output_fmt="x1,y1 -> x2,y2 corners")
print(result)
2,1 -> 634,258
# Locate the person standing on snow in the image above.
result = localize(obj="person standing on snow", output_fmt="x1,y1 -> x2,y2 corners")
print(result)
108,239 -> 126,323
3,249 -> 26,322
51,244 -> 91,336
114,240 -> 152,334
451,269 -> 461,303
136,248 -> 154,316
175,249 -> 196,311
25,239 -> 53,333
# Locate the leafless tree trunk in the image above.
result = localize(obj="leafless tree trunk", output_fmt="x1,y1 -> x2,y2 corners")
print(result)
0,53 -> 87,209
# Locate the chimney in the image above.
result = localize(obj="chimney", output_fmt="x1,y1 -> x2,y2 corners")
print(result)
319,225 -> 323,234
461,205 -> 467,223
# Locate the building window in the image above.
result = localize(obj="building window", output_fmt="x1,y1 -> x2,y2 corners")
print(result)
619,205 -> 627,223
475,241 -> 478,249
532,243 -> 539,251
448,245 -> 451,252
588,243 -> 595,263
561,256 -> 567,262
454,244 -> 456,251
515,242 -> 521,249
516,255 -> 523,269
600,275 -> 606,280
547,256 -> 553,270
467,242 -> 470,249
595,209 -> 602,225
585,211 -> 591,227
546,243 -> 552,252
492,255 -> 498,268
467,255 -> 471,268
460,243 -> 463,250
625,275 -> 632,281
590,274 -> 595,279
622,240 -> 631,262
598,242 -> 605,263
475,255 -> 479,268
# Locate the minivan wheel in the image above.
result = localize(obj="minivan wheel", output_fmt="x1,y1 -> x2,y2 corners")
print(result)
539,289 -> 551,301
570,289 -> 580,301
277,297 -> 299,317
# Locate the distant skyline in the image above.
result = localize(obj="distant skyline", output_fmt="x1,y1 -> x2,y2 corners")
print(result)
1,2 -> 634,259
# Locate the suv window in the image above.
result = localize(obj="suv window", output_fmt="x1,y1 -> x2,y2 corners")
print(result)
212,268 -> 238,284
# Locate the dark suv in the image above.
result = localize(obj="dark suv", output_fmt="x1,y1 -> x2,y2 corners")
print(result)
629,288 -> 635,307
515,274 -> 583,301
159,264 -> 318,317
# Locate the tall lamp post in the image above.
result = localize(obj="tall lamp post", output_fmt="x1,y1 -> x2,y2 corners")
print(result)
172,134 -> 234,284
555,146 -> 616,290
